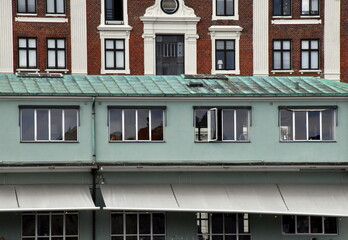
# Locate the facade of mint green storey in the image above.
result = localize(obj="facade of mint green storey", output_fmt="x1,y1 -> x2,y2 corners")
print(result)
0,74 -> 348,240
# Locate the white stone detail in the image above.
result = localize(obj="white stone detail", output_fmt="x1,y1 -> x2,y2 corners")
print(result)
253,0 -> 269,76
272,19 -> 322,24
0,0 -> 14,73
70,0 -> 88,74
324,0 -> 340,81
141,0 -> 200,75
15,17 -> 68,23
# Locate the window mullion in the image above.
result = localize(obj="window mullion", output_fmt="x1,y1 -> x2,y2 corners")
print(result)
306,111 -> 309,140
149,110 -> 152,141
62,109 -> 65,141
295,216 -> 298,234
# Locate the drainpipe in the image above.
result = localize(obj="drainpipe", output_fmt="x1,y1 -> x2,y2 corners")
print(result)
91,97 -> 97,240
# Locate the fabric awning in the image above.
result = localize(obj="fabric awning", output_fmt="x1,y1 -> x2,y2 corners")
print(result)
15,185 -> 98,211
0,186 -> 20,211
101,184 -> 348,216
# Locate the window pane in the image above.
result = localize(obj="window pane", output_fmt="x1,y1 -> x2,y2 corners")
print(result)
64,109 -> 78,141
310,51 -> 318,69
311,216 -> 323,233
238,236 -> 250,240
302,0 -> 309,14
324,217 -> 337,234
216,51 -> 225,70
28,50 -> 37,68
48,50 -> 56,68
57,50 -> 65,68
322,109 -> 334,140
57,0 -> 65,13
283,0 -> 291,15
57,39 -> 65,49
153,213 -> 165,234
311,40 -> 319,49
195,109 -> 208,141
302,41 -> 309,49
126,214 -> 137,234
116,51 -> 125,68
51,109 -> 63,140
238,214 -> 250,233
124,109 -> 136,140
294,112 -> 306,140
273,0 -> 281,15
138,109 -> 150,140
28,0 -> 36,12
222,110 -> 235,140
111,213 -> 123,235
37,110 -> 49,140
139,213 -> 151,234
273,41 -> 281,50
301,52 -> 309,69
47,0 -> 54,13
282,215 -> 295,233
19,39 -> 27,48
106,51 -> 115,68
116,40 -> 124,49
47,40 -> 55,49
110,109 -> 122,141
226,51 -> 235,70
216,0 -> 225,15
51,215 -> 64,235
65,214 -> 78,235
226,0 -> 234,15
22,215 -> 36,236
151,109 -> 164,141
28,39 -> 36,48
18,0 -> 26,12
283,52 -> 291,69
112,236 -> 124,240
297,216 -> 309,233
19,50 -> 28,68
38,215 -> 49,236
212,236 -> 223,240
283,41 -> 291,50
21,109 -> 35,141
209,109 -> 217,141
216,41 -> 224,50
226,40 -> 234,50
312,0 -> 319,12
236,109 -> 249,141
280,110 -> 293,141
211,213 -> 223,234
273,52 -> 281,69
105,40 -> 114,49
224,213 -> 236,233
308,111 -> 320,140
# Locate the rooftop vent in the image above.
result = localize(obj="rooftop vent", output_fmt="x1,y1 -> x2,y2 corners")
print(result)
17,72 -> 63,78
184,74 -> 228,80
188,81 -> 204,88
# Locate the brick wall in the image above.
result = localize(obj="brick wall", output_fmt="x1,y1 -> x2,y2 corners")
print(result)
341,0 -> 348,83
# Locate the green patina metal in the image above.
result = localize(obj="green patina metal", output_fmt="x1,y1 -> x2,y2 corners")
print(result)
1,73 -> 348,97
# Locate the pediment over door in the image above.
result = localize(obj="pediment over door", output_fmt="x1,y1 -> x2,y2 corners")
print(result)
141,0 -> 198,19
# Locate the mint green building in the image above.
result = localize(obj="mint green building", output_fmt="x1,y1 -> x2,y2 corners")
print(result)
0,73 -> 348,240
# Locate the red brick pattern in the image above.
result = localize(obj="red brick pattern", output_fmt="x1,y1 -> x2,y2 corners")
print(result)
341,0 -> 348,83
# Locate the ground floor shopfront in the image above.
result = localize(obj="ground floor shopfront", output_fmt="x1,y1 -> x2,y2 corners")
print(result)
0,170 -> 348,240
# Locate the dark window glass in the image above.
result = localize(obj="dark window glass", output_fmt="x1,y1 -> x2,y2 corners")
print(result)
64,109 -> 78,141
301,40 -> 319,70
151,109 -> 164,141
126,214 -> 137,234
18,38 -> 37,69
238,236 -> 250,240
110,109 -> 123,141
105,0 -> 124,22
311,216 -> 323,233
273,0 -> 291,16
236,109 -> 248,141
21,109 -> 35,141
216,0 -> 234,16
18,0 -> 36,13
280,110 -> 293,141
294,111 -> 306,140
37,110 -> 49,140
46,0 -> 65,14
138,109 -> 150,140
38,215 -> 50,236
195,109 -> 208,141
297,216 -> 309,233
224,213 -> 236,233
111,214 -> 123,235
51,109 -> 63,140
65,214 -> 78,235
124,109 -> 136,140
216,40 -> 235,70
282,215 -> 295,233
51,215 -> 64,236
139,214 -> 151,234
322,109 -> 335,140
222,110 -> 235,140
105,39 -> 125,70
238,214 -> 250,233
47,39 -> 66,69
324,217 -> 337,234
153,213 -> 165,234
211,214 -> 223,234
22,215 -> 36,236
308,111 -> 320,140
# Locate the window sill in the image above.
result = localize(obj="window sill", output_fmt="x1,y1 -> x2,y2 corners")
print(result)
21,141 -> 79,143
16,13 -> 37,16
212,15 -> 239,21
101,69 -> 130,74
279,140 -> 336,143
271,19 -> 321,24
299,69 -> 322,74
97,24 -> 132,31
271,70 -> 294,74
212,70 -> 240,75
45,14 -> 67,17
272,16 -> 292,19
195,141 -> 250,143
300,15 -> 321,18
45,69 -> 69,73
15,17 -> 68,23
17,68 -> 40,73
109,141 -> 165,143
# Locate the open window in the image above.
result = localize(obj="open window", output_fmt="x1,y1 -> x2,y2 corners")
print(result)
195,107 -> 250,142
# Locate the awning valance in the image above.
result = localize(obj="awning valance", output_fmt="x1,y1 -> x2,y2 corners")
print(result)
101,184 -> 348,216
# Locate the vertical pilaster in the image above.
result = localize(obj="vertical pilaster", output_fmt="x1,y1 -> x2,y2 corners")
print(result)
143,34 -> 156,75
0,0 -> 14,73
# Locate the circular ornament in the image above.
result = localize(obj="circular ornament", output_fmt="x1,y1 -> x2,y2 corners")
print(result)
161,0 -> 179,14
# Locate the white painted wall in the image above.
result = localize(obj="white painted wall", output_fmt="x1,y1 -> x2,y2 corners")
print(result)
253,0 -> 269,76
70,0 -> 88,74
0,0 -> 14,73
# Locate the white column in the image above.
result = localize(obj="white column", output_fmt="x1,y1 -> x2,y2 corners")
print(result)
253,0 -> 269,76
0,0 -> 14,73
185,34 -> 199,74
324,0 -> 340,81
70,0 -> 88,74
143,34 -> 156,75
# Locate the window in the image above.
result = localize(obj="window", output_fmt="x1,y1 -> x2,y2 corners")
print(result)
105,39 -> 125,70
301,40 -> 319,70
18,0 -> 36,13
18,38 -> 37,69
279,107 -> 336,141
194,107 -> 250,142
273,40 -> 291,70
216,0 -> 234,16
22,212 -> 78,240
47,39 -> 66,69
111,212 -> 165,240
197,213 -> 250,240
282,215 -> 337,234
273,0 -> 291,16
216,40 -> 235,71
46,0 -> 65,14
109,107 -> 165,141
105,0 -> 124,23
301,0 -> 319,15
20,107 -> 79,142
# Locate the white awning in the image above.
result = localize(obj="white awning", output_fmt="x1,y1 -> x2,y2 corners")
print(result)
279,184 -> 348,217
0,186 -> 20,211
101,184 -> 180,211
101,184 -> 348,216
16,185 -> 98,211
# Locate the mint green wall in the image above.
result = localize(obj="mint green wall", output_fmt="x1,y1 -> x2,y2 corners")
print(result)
0,99 -> 347,163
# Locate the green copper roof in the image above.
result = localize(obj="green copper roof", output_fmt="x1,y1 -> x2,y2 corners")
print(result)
0,73 -> 348,97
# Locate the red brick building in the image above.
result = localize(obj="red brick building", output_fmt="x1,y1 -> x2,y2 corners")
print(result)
0,0 -> 345,82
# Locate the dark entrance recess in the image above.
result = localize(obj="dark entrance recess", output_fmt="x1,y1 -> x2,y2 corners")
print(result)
156,35 -> 184,75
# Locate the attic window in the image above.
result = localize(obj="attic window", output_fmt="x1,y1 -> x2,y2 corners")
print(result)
188,82 -> 204,88
184,74 -> 228,80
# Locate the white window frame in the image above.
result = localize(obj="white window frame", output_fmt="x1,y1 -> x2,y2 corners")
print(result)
110,212 -> 166,240
47,38 -> 66,69
207,108 -> 218,142
279,108 -> 336,142
300,39 -> 319,70
46,0 -> 65,14
22,212 -> 79,240
108,108 -> 165,142
18,37 -> 37,69
20,108 -> 79,142
281,215 -> 338,235
212,0 -> 239,20
197,213 -> 251,240
209,26 -> 242,75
